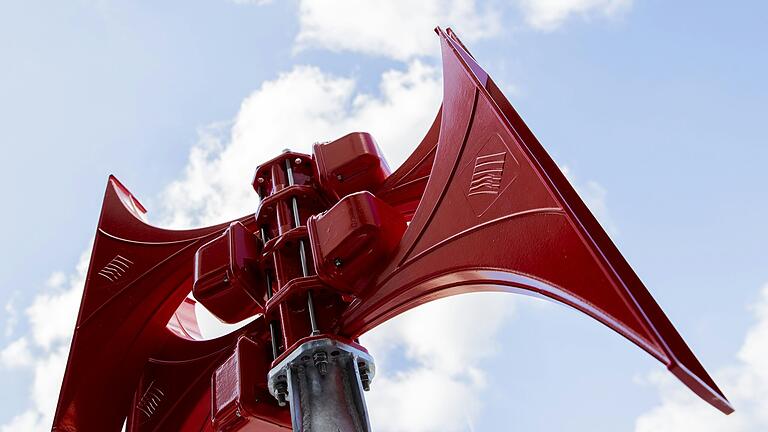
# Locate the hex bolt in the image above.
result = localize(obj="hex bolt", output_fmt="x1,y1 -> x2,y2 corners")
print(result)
295,158 -> 302,165
333,257 -> 343,268
360,373 -> 370,391
358,362 -> 371,391
336,174 -> 344,181
274,381 -> 288,407
257,177 -> 264,184
313,351 -> 328,376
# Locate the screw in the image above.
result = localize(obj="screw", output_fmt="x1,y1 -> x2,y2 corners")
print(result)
275,381 -> 288,407
295,158 -> 302,165
336,174 -> 344,181
333,258 -> 343,268
257,177 -> 265,184
358,363 -> 371,391
313,351 -> 328,376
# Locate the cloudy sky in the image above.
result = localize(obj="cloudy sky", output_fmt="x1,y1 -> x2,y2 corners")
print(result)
1,0 -> 767,431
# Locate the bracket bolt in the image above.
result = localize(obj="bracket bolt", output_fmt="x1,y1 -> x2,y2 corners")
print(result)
313,351 -> 328,376
274,381 -> 288,407
358,362 -> 371,391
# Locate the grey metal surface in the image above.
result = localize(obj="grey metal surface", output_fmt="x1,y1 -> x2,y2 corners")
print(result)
268,338 -> 375,432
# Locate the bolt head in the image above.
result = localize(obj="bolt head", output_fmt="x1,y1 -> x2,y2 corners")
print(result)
333,258 -> 343,268
257,177 -> 265,184
336,174 -> 344,181
295,158 -> 302,165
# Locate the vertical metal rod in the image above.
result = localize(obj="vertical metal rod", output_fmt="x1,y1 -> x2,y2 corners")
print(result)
260,225 -> 274,299
266,273 -> 280,359
261,222 -> 281,360
284,157 -> 320,336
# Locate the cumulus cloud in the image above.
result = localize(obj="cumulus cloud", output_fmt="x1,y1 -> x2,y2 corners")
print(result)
294,0 -> 634,58
160,60 -> 442,228
0,337 -> 33,369
362,294 -> 515,431
634,283 -> 768,431
295,0 -> 500,61
517,0 -> 632,31
0,251 -> 89,431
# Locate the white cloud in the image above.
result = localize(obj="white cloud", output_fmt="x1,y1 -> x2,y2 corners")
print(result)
160,60 -> 442,228
0,251 -> 89,431
517,0 -> 632,31
26,265 -> 86,351
634,283 -> 768,431
362,294 -> 515,431
0,412 -> 42,432
295,0 -> 500,61
0,338 -> 33,369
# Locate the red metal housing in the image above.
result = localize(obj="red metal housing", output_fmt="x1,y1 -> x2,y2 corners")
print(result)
308,192 -> 406,295
194,221 -> 265,324
314,132 -> 391,201
212,336 -> 287,431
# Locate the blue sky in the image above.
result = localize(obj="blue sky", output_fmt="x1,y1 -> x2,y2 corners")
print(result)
1,1 -> 766,430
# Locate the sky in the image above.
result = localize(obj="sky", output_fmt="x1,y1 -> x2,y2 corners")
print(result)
0,0 -> 766,431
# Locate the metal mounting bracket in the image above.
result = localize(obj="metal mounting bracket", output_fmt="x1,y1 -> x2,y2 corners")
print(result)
267,338 -> 376,432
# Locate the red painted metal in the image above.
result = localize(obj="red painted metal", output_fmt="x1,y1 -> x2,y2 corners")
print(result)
313,132 -> 391,201
193,221 -> 266,324
53,27 -> 731,432
211,336 -> 287,431
52,176 -> 291,432
340,27 -> 732,414
308,192 -> 407,296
